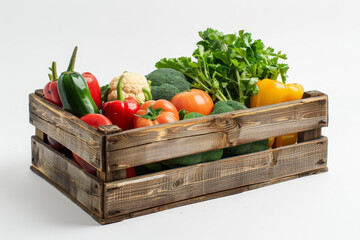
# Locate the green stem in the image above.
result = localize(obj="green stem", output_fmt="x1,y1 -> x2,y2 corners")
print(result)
217,91 -> 228,101
225,88 -> 232,100
48,74 -> 53,81
270,71 -> 280,81
103,86 -> 111,103
184,74 -> 227,102
117,76 -> 125,101
67,46 -> 78,72
134,105 -> 164,121
52,61 -> 58,81
243,57 -> 250,67
235,70 -> 244,103
202,58 -> 210,80
214,94 -> 224,101
142,88 -> 152,101
179,109 -> 188,120
192,77 -> 212,93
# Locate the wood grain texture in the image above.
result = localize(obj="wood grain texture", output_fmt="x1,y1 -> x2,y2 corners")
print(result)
98,125 -> 122,134
30,164 -> 327,225
103,137 -> 328,218
298,128 -> 322,142
29,93 -> 104,171
100,167 -> 327,224
31,136 -> 103,217
35,128 -> 45,141
106,92 -> 328,170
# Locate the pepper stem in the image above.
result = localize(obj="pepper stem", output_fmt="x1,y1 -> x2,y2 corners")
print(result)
48,74 -> 53,81
142,88 -> 152,101
179,109 -> 188,120
117,76 -> 126,101
67,46 -> 78,72
134,105 -> 165,121
51,61 -> 58,81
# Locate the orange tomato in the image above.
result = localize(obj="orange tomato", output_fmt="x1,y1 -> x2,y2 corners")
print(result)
171,89 -> 214,115
133,100 -> 179,128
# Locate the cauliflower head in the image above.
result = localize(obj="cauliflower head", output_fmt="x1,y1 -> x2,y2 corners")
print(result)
107,72 -> 150,104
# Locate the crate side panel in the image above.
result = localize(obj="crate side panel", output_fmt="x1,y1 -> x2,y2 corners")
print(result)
107,92 -> 327,151
104,137 -> 328,218
29,93 -> 104,170
101,167 -> 327,224
31,136 -> 103,217
106,93 -> 328,170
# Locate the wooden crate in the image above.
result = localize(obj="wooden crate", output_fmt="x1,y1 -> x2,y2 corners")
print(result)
29,90 -> 328,224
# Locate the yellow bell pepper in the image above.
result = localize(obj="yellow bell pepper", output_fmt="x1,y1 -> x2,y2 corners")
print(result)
250,79 -> 304,148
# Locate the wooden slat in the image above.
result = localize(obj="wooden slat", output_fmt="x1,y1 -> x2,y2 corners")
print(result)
106,91 -> 328,170
29,93 -> 104,171
297,92 -> 325,143
31,136 -> 103,217
100,167 -> 327,224
298,128 -> 322,142
35,128 -> 45,141
98,125 -> 122,134
31,164 -> 327,225
103,137 -> 328,218
302,90 -> 326,98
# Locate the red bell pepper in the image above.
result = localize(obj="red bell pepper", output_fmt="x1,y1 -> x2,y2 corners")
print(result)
82,72 -> 102,110
102,76 -> 140,131
73,114 -> 136,178
44,61 -> 62,107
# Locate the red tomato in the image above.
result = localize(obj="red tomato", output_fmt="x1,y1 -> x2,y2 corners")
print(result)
72,153 -> 97,175
126,167 -> 137,178
73,113 -> 136,178
72,114 -> 113,175
80,113 -> 113,128
171,89 -> 214,115
133,100 -> 179,128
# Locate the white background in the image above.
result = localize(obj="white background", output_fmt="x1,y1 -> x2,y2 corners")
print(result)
1,0 -> 359,239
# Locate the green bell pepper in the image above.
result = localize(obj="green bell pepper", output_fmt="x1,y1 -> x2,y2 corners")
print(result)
57,46 -> 99,118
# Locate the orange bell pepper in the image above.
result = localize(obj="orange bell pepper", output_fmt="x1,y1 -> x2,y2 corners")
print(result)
250,79 -> 304,148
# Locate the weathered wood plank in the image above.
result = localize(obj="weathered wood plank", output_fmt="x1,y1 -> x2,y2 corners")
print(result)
302,90 -> 326,98
106,92 -> 328,170
31,163 -> 327,225
97,169 -> 127,182
35,128 -> 45,141
98,125 -> 122,134
100,167 -> 327,224
31,136 -> 103,217
29,93 -> 104,171
104,137 -> 328,218
30,166 -> 105,224
298,128 -> 322,142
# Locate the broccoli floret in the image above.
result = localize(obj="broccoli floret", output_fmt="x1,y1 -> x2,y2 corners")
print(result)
163,149 -> 223,168
210,100 -> 247,115
146,68 -> 191,100
183,112 -> 203,119
163,152 -> 204,168
201,149 -> 224,162
151,84 -> 180,101
222,139 -> 268,158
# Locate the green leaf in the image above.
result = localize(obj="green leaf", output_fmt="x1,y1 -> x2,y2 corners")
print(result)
101,84 -> 110,104
156,28 -> 289,105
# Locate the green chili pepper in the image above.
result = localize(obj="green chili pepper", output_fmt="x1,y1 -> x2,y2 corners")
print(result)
57,46 -> 99,117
